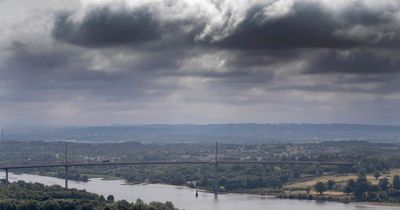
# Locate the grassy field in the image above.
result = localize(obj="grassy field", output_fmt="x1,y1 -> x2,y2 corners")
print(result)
282,169 -> 400,195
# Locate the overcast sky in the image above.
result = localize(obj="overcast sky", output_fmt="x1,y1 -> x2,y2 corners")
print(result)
1,0 -> 400,127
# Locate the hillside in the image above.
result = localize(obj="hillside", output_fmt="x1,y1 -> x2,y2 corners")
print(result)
5,123 -> 400,143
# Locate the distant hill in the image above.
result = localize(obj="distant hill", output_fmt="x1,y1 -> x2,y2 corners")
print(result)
4,124 -> 400,143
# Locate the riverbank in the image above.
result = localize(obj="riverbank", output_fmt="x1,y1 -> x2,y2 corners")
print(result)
0,181 -> 179,210
277,193 -> 400,207
23,169 -> 400,207
3,172 -> 400,210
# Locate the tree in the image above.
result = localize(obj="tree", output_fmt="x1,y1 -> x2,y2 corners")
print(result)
343,179 -> 356,194
59,201 -> 76,210
314,182 -> 326,195
80,203 -> 94,210
374,171 -> 381,180
132,199 -> 147,210
393,175 -> 400,190
116,200 -> 130,210
170,172 -> 185,185
100,195 -> 106,202
306,187 -> 311,194
269,177 -> 282,189
354,174 -> 370,200
107,195 -> 114,203
379,178 -> 389,191
218,177 -> 228,186
200,176 -> 209,186
40,200 -> 60,210
327,180 -> 335,190
19,200 -> 39,210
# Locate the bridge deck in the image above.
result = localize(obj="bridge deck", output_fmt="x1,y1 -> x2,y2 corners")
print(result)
0,160 -> 355,170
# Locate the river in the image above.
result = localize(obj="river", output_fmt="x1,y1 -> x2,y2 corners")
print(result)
2,172 -> 399,210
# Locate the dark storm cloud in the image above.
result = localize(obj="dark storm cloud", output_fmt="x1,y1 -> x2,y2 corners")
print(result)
52,6 -> 161,48
213,1 -> 399,50
212,2 -> 356,49
48,0 -> 400,78
50,1 -> 400,52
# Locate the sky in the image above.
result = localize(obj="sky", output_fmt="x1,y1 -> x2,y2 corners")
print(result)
1,0 -> 400,126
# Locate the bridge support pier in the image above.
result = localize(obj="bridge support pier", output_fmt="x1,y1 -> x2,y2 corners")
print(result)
65,166 -> 68,189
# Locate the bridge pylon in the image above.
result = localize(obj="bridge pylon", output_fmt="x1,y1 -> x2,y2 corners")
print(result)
65,143 -> 68,189
213,142 -> 218,195
65,166 -> 68,189
5,168 -> 8,184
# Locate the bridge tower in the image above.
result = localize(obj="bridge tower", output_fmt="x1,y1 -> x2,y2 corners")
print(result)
65,143 -> 69,189
1,129 -> 7,186
213,142 -> 218,195
5,169 -> 8,185
1,128 -> 4,150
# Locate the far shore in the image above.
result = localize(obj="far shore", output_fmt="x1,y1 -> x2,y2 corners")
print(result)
14,171 -> 400,207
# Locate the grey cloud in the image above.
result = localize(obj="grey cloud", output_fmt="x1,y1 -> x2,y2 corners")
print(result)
50,0 -> 400,52
3,0 -> 400,126
47,0 -> 400,78
6,41 -> 69,77
224,50 -> 300,70
0,42 -> 220,103
212,2 -> 355,49
213,1 -> 399,50
306,50 -> 400,74
342,5 -> 391,26
48,1 -> 391,50
3,42 -> 121,88
52,7 -> 161,48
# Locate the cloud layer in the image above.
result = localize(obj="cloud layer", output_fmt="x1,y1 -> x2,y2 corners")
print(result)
53,7 -> 161,47
1,0 -> 400,126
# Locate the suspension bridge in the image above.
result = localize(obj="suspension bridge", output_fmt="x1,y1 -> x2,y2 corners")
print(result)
0,143 -> 356,193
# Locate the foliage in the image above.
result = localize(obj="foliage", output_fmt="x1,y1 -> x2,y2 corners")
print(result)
374,171 -> 381,180
0,182 -> 178,210
314,182 -> 326,195
343,179 -> 356,194
379,178 -> 389,191
393,175 -> 400,190
2,141 -> 400,193
342,174 -> 400,202
354,174 -> 370,200
107,195 -> 114,203
327,180 -> 335,190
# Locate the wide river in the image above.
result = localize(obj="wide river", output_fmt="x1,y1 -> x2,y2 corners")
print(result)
1,172 -> 399,210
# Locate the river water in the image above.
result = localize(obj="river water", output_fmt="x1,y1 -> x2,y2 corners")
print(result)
2,172 -> 399,210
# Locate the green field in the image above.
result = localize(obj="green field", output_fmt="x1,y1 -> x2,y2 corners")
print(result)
283,169 -> 400,195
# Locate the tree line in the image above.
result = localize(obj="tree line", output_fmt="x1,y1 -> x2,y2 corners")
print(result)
0,181 -> 178,210
313,173 -> 400,202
